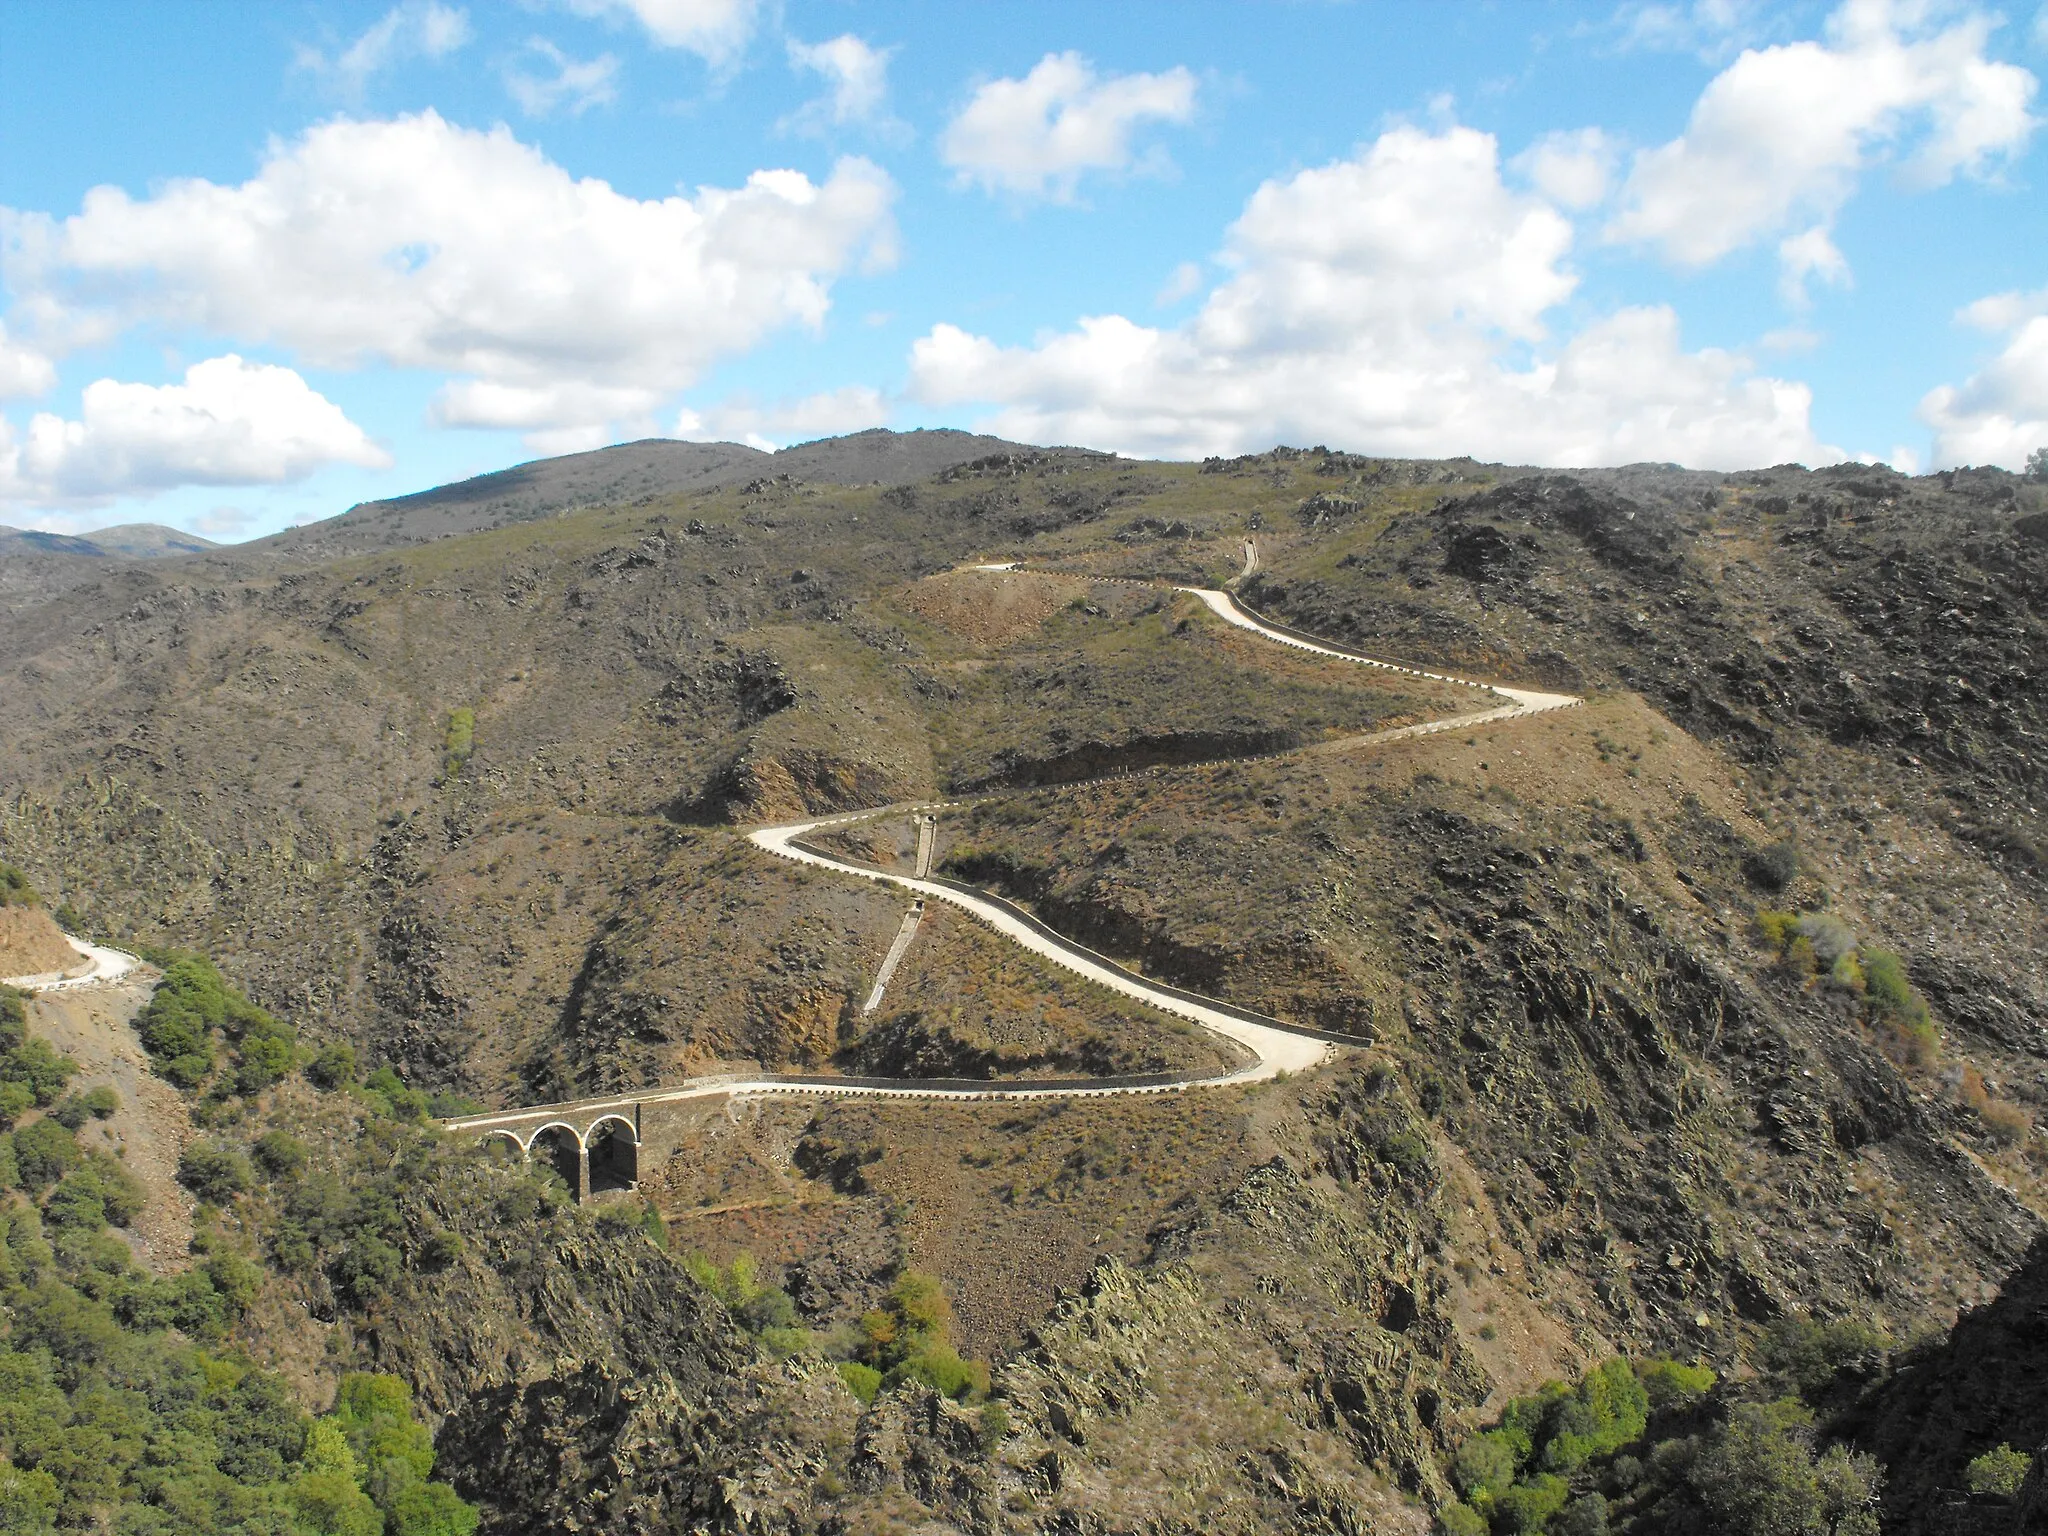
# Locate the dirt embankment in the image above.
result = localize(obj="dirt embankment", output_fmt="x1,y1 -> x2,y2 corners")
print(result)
27,972 -> 195,1270
0,905 -> 80,977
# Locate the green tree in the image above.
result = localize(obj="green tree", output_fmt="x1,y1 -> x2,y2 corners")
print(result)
1637,1358 -> 1716,1409
1964,1442 -> 2032,1498
1690,1400 -> 1828,1536
12,1119 -> 78,1192
289,1420 -> 384,1536
0,1464 -> 58,1535
328,1373 -> 477,1535
1492,1472 -> 1569,1533
1451,1431 -> 1518,1499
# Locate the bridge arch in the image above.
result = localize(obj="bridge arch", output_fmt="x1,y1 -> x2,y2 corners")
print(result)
585,1114 -> 638,1195
528,1122 -> 585,1200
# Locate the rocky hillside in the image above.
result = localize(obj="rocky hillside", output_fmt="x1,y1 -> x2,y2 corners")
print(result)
1,436 -> 2045,1533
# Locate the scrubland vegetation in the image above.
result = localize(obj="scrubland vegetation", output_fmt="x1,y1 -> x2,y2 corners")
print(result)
1439,1327 -> 1894,1536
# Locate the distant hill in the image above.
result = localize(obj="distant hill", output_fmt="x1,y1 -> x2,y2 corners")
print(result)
72,523 -> 221,559
0,523 -> 218,561
251,428 -> 1064,560
0,522 -> 220,603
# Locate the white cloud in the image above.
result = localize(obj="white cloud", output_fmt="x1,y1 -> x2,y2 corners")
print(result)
0,322 -> 55,399
676,384 -> 889,449
786,34 -> 899,135
909,124 -> 1829,470
1608,0 -> 2037,276
2,112 -> 898,447
1612,0 -> 1775,60
0,354 -> 388,507
506,39 -> 619,117
1778,224 -> 1851,304
298,1 -> 470,88
565,0 -> 757,67
1513,128 -> 1619,209
1920,288 -> 2048,467
940,52 -> 1199,201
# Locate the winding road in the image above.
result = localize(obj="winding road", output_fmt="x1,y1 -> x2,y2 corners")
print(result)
2,935 -> 142,993
448,575 -> 1579,1146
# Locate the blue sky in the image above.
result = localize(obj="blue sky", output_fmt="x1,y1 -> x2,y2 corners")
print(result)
3,0 -> 2046,540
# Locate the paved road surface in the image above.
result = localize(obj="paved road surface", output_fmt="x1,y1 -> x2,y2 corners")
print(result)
3,935 -> 142,993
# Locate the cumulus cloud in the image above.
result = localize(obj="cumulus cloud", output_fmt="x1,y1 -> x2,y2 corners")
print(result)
2,112 -> 898,447
1608,0 -> 2037,289
298,1 -> 470,88
0,323 -> 55,399
940,52 -> 1199,200
565,0 -> 756,67
505,39 -> 619,117
1513,128 -> 1619,209
0,354 -> 387,507
910,124 -> 1828,469
1778,224 -> 1851,304
676,384 -> 890,449
1919,287 -> 2048,467
786,34 -> 899,135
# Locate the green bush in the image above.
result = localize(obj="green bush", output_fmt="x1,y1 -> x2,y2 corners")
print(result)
331,1372 -> 479,1535
1761,1316 -> 1889,1402
0,1464 -> 58,1531
443,708 -> 476,778
253,1130 -> 309,1179
1452,1431 -> 1518,1498
13,1119 -> 78,1192
0,863 -> 38,907
1435,1501 -> 1488,1536
41,1172 -> 106,1232
361,1066 -> 430,1121
133,955 -> 294,1096
0,1038 -> 77,1113
1637,1358 -> 1716,1408
1964,1442 -> 2031,1498
845,1269 -> 991,1402
1689,1399 -> 1882,1536
1492,1472 -> 1569,1533
686,1251 -> 812,1357
94,1159 -> 147,1228
178,1138 -> 253,1204
309,1041 -> 359,1090
837,1361 -> 882,1402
